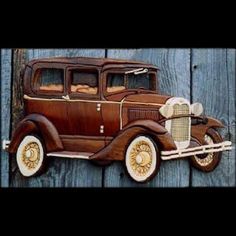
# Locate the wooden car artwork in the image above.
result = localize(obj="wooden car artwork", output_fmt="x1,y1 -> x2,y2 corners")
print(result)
2,57 -> 232,183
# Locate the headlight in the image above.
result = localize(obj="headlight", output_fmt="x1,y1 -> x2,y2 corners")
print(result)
190,103 -> 203,116
159,104 -> 174,118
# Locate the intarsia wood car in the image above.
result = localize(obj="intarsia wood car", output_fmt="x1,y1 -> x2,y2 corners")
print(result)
3,57 -> 232,182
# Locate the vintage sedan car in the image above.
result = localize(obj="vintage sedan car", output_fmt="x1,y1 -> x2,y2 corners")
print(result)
4,57 -> 232,182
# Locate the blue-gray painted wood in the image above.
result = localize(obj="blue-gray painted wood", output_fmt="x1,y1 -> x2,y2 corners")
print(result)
104,49 -> 191,187
1,49 -> 12,187
10,49 -> 105,187
191,49 -> 235,186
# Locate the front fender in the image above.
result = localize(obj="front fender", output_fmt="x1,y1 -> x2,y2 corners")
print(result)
8,114 -> 63,153
191,116 -> 224,144
91,120 -> 177,161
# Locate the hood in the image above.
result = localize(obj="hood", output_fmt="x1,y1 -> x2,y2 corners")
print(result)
124,93 -> 172,106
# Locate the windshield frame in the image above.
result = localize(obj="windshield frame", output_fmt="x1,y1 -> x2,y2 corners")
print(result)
102,67 -> 158,97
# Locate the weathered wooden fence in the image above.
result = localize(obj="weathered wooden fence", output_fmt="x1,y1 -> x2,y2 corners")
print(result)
1,48 -> 235,187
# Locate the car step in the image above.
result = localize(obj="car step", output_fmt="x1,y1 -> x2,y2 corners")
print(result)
47,151 -> 94,159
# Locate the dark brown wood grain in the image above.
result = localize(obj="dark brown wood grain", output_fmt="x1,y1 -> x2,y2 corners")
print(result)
191,116 -> 224,144
67,101 -> 102,136
91,124 -> 176,161
124,94 -> 171,104
121,103 -> 163,127
2,48 -> 234,187
12,49 -> 27,130
10,49 -> 106,187
6,50 -> 234,187
101,103 -> 120,136
9,113 -> 64,153
105,91 -> 137,101
25,99 -> 68,134
8,120 -> 38,153
26,56 -> 158,68
190,128 -> 223,172
104,49 -> 191,187
60,135 -> 107,153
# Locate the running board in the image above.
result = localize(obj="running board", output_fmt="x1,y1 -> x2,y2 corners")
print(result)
47,151 -> 94,159
161,141 -> 233,160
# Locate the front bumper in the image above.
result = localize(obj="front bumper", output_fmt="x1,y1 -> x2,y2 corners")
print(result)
161,141 -> 232,160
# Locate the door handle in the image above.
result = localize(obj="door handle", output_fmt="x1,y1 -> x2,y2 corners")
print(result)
97,103 -> 101,111
100,125 -> 104,134
62,95 -> 70,101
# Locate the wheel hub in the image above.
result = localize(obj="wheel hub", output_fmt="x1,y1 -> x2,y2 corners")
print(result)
135,151 -> 151,166
130,141 -> 152,176
22,142 -> 40,170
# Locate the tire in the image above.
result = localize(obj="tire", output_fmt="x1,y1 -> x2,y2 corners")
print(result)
16,135 -> 46,177
125,135 -> 161,182
189,128 -> 223,172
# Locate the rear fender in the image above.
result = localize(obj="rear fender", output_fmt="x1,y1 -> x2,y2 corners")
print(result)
8,114 -> 63,153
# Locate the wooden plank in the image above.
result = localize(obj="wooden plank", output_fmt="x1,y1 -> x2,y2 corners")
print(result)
10,49 -> 105,187
191,49 -> 235,186
1,49 -> 12,187
227,49 -> 236,186
104,49 -> 191,187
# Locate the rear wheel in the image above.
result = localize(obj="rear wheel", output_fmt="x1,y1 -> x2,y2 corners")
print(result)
16,135 -> 46,177
125,135 -> 161,182
190,128 -> 223,172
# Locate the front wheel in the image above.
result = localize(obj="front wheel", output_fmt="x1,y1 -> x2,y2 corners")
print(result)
16,135 -> 46,177
189,128 -> 223,172
125,135 -> 161,182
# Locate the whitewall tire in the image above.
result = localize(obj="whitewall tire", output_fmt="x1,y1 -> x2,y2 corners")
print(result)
16,135 -> 45,177
125,136 -> 160,182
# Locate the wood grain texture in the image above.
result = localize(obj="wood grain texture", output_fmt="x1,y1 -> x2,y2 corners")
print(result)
2,48 -> 235,187
1,49 -> 12,187
104,49 -> 191,187
191,49 -> 235,186
12,49 -> 27,131
10,49 -> 105,187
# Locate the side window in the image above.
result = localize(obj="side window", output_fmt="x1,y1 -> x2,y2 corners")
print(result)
70,70 -> 98,95
106,73 -> 125,93
127,73 -> 154,90
34,68 -> 64,93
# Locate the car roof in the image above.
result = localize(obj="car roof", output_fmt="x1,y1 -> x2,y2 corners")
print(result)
27,57 -> 159,70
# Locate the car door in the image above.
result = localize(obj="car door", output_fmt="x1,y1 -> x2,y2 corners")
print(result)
100,69 -> 124,137
25,63 -> 69,135
66,67 -> 103,136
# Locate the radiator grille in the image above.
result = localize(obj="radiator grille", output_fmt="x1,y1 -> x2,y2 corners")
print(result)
171,104 -> 190,142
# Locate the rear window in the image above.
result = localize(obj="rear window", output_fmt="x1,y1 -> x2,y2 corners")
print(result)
70,70 -> 98,95
34,68 -> 64,92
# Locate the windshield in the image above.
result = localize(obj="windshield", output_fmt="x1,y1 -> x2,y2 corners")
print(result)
106,71 -> 156,93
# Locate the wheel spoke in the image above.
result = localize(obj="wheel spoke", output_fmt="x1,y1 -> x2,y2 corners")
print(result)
129,140 -> 153,177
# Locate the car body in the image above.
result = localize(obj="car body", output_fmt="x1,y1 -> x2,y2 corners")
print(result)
5,57 -> 232,182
